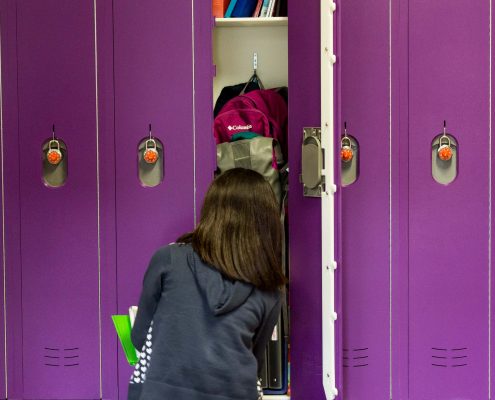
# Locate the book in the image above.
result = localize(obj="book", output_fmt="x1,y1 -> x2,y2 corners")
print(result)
252,0 -> 263,17
112,314 -> 139,366
278,0 -> 287,16
224,0 -> 239,17
274,0 -> 281,16
267,0 -> 277,17
260,0 -> 270,17
213,0 -> 230,17
231,0 -> 258,17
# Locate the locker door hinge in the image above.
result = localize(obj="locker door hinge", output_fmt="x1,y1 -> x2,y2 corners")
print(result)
300,127 -> 324,197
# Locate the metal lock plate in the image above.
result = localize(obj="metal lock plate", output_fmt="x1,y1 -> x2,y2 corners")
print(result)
432,134 -> 458,185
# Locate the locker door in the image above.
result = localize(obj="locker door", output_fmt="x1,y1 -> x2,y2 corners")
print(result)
0,1 -> 21,397
113,2 -> 196,396
15,1 -> 100,398
409,1 -> 491,398
0,2 -> 7,397
340,1 -> 391,398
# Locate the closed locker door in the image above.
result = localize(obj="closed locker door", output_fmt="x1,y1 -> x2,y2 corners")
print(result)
113,2 -> 196,396
340,0 -> 391,398
409,1 -> 491,398
0,1 -> 21,397
15,1 -> 100,398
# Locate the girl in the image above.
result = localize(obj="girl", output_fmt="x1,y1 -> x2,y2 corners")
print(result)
129,168 -> 286,400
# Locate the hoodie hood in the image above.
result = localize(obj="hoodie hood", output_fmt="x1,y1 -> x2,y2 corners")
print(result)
187,248 -> 254,316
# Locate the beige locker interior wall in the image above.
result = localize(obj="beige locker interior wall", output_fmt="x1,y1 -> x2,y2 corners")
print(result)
213,25 -> 288,104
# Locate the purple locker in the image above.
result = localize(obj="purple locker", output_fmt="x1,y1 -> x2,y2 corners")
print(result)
409,1 -> 491,398
112,2 -> 198,397
0,0 -> 22,398
341,0 -> 494,399
288,1 -> 337,399
340,0 -> 391,398
15,1 -> 100,398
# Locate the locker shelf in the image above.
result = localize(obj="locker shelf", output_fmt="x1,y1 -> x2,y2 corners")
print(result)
215,17 -> 288,27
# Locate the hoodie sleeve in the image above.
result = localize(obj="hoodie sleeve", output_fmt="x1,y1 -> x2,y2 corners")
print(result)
131,246 -> 171,350
252,293 -> 283,375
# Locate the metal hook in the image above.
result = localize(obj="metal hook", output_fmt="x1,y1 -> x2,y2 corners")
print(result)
253,52 -> 258,73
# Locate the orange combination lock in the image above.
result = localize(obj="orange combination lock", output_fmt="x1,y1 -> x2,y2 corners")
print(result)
437,135 -> 453,161
143,138 -> 159,164
341,136 -> 353,163
46,139 -> 63,165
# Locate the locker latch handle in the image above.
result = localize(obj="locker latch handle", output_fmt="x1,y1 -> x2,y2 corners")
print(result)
300,127 -> 323,197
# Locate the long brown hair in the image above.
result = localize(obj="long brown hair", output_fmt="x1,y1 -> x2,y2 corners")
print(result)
178,168 -> 286,291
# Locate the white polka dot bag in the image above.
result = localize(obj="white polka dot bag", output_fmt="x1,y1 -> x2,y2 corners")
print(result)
129,322 -> 153,385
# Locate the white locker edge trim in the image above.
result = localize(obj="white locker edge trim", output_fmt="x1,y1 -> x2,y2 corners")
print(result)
92,1 -> 103,397
321,1 -> 336,398
0,13 -> 7,399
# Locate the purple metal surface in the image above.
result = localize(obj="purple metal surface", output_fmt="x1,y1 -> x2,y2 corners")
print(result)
0,0 -> 4,388
1,1 -> 23,397
0,4 -> 5,393
193,0 -> 215,220
492,2 -> 495,396
288,2 -> 326,399
96,1 -> 119,399
392,1 -> 409,398
113,2 -> 195,397
340,1 -> 390,399
16,1 -> 100,398
409,1 -> 491,398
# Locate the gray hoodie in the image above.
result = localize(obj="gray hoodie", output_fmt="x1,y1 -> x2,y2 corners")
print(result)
129,243 -> 282,400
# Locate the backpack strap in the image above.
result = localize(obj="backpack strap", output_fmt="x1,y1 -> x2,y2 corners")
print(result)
231,131 -> 261,141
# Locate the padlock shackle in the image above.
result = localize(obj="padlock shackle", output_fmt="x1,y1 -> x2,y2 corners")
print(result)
341,136 -> 352,148
48,139 -> 61,150
145,138 -> 157,150
439,134 -> 451,147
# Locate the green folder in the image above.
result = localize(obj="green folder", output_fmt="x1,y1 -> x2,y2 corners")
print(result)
112,315 -> 139,366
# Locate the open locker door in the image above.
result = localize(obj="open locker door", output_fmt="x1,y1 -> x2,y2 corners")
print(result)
321,1 -> 338,399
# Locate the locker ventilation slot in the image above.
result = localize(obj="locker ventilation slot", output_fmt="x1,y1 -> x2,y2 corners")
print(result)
343,347 -> 369,368
44,347 -> 80,367
431,347 -> 467,368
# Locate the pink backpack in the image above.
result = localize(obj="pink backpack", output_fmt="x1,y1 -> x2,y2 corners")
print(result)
214,89 -> 288,160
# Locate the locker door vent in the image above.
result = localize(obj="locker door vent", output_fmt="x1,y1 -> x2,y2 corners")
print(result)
43,347 -> 80,367
343,347 -> 369,368
431,347 -> 468,368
